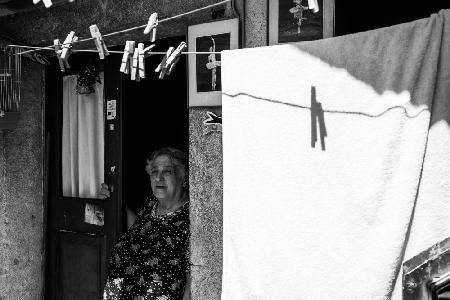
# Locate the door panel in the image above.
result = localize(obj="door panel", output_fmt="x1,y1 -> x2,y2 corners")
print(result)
54,197 -> 106,233
58,230 -> 106,300
45,53 -> 123,299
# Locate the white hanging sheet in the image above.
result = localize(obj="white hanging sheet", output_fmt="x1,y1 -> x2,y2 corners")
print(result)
222,9 -> 450,300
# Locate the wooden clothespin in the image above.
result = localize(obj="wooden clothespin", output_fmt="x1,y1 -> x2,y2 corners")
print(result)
165,41 -> 186,75
33,0 -> 53,8
137,44 -> 156,80
131,43 -> 141,81
120,41 -> 135,74
307,0 -> 319,13
143,13 -> 158,43
89,25 -> 109,59
137,43 -> 154,80
53,39 -> 65,72
60,31 -> 78,69
155,47 -> 174,79
142,44 -> 155,58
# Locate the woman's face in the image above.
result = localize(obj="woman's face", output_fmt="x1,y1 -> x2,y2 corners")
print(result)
148,155 -> 184,202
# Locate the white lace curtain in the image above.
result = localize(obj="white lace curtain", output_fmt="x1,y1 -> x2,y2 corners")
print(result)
62,73 -> 104,198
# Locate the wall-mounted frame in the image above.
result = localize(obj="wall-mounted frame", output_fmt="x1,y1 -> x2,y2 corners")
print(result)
188,18 -> 239,107
268,0 -> 335,45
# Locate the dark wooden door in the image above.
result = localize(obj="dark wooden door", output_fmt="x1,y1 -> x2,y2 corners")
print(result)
45,53 -> 123,300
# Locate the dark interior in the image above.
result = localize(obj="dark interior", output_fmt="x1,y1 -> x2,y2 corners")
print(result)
120,36 -> 189,214
335,0 -> 450,36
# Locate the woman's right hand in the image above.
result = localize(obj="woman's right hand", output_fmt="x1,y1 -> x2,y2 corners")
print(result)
98,183 -> 111,199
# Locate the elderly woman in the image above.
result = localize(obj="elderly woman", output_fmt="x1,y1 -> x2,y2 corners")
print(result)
102,147 -> 190,300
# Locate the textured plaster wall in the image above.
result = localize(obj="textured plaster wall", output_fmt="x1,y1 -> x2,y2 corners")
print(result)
245,0 -> 268,48
189,108 -> 224,300
188,1 -> 267,299
0,0 -> 228,48
0,59 -> 44,300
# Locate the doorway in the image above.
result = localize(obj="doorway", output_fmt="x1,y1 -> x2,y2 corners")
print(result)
44,52 -> 120,299
44,35 -> 189,299
120,35 -> 189,221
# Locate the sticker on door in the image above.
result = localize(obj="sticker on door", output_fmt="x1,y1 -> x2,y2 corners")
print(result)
84,203 -> 104,226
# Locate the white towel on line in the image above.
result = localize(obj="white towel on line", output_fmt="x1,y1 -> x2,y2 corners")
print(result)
221,9 -> 450,300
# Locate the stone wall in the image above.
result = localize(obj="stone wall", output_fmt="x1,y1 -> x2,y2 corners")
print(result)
189,108 -> 224,300
188,1 -> 267,299
0,57 -> 44,300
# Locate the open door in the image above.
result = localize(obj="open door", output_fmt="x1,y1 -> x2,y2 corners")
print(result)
45,53 -> 122,299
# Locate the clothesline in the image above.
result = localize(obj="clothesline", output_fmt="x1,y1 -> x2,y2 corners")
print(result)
8,0 -> 231,55
7,45 -> 222,55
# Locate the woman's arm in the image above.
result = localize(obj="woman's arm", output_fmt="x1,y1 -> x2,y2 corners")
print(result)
98,183 -> 137,229
182,272 -> 191,300
126,206 -> 137,229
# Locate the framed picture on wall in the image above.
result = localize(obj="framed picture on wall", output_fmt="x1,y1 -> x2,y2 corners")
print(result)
188,18 -> 239,107
268,0 -> 335,45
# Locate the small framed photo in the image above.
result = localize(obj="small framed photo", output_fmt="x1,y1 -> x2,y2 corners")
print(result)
268,0 -> 335,45
188,18 -> 239,107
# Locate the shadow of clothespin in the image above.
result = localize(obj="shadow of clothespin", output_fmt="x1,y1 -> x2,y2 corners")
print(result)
310,86 -> 327,150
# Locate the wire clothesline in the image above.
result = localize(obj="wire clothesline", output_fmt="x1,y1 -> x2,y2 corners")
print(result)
7,0 -> 231,55
6,45 -> 222,55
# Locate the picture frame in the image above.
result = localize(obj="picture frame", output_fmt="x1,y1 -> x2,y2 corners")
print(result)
268,0 -> 335,45
188,18 -> 239,107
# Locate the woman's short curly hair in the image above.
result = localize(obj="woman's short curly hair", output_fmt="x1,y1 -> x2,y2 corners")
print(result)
147,147 -> 189,186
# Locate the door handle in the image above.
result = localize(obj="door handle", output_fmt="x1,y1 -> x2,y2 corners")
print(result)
106,165 -> 116,194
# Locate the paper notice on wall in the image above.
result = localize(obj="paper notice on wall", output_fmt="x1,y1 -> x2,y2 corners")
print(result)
84,203 -> 104,226
106,100 -> 116,120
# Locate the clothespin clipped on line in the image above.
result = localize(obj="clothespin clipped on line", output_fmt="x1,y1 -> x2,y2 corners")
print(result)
120,41 -> 135,74
33,0 -> 53,8
33,0 -> 74,8
144,13 -> 158,43
89,25 -> 109,59
53,39 -> 66,72
131,44 -> 141,81
137,43 -> 146,80
155,47 -> 174,79
154,42 -> 186,79
307,0 -> 319,13
165,41 -> 187,75
137,44 -> 156,80
124,42 -> 155,81
60,31 -> 78,70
